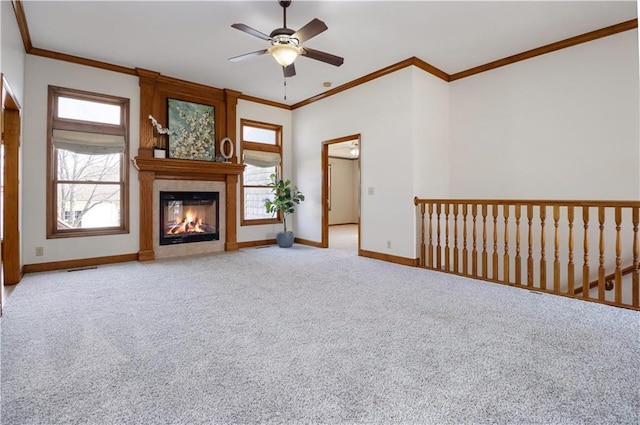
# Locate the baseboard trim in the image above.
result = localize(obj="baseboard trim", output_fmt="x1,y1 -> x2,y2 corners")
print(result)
23,253 -> 139,274
359,249 -> 419,267
237,239 -> 276,249
294,238 -> 324,248
225,242 -> 240,251
138,250 -> 155,262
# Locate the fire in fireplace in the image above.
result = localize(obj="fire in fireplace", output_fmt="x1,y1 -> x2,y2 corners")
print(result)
160,191 -> 219,245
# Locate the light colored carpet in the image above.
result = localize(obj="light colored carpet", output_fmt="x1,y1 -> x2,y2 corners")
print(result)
1,245 -> 638,424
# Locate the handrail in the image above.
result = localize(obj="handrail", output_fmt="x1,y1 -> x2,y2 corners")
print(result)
414,198 -> 640,207
574,264 -> 636,294
414,197 -> 640,310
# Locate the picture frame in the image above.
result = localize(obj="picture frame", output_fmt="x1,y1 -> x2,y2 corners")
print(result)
167,98 -> 215,161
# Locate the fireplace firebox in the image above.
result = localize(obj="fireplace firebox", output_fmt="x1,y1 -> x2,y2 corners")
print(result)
160,191 -> 219,245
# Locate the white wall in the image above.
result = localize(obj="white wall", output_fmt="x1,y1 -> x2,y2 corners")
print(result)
328,157 -> 357,225
294,68 -> 428,259
293,67 -> 451,259
235,99 -> 292,242
1,0 -> 25,107
412,67 -> 450,199
22,55 -> 140,264
449,30 -> 639,200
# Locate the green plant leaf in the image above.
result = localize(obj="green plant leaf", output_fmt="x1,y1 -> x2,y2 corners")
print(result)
262,174 -> 305,232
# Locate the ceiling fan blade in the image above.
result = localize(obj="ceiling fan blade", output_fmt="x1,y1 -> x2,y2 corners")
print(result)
228,49 -> 269,62
231,23 -> 272,41
292,18 -> 328,43
283,63 -> 296,78
301,47 -> 344,67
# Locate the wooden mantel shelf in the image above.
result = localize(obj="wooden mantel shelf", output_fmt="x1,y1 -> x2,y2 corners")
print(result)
132,157 -> 245,177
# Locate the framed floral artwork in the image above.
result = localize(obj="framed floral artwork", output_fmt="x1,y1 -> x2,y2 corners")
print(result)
167,98 -> 215,161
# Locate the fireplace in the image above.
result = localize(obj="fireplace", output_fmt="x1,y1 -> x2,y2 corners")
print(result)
159,191 -> 219,245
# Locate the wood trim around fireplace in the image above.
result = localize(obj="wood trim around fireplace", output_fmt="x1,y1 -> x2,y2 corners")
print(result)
132,157 -> 245,261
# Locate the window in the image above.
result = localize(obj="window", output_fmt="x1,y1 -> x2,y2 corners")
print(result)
240,119 -> 282,225
47,86 -> 129,238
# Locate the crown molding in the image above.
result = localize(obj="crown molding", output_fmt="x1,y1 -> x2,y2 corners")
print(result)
239,94 -> 292,110
11,0 -> 32,52
449,18 -> 638,82
29,47 -> 137,76
291,57 -> 449,110
9,0 -> 638,110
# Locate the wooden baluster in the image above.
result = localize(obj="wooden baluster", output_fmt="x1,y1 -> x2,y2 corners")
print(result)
598,206 -> 606,301
527,205 -> 534,287
472,204 -> 478,276
436,203 -> 442,269
582,206 -> 590,298
615,207 -> 622,304
453,204 -> 459,273
419,203 -> 426,268
540,205 -> 547,290
428,203 -> 434,268
515,205 -> 521,285
463,204 -> 469,275
492,204 -> 499,280
482,204 -> 488,278
553,205 -> 560,293
633,207 -> 639,307
567,206 -> 575,295
444,204 -> 450,272
504,205 -> 510,284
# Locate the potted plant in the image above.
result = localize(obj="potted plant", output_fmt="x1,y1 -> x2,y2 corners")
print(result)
264,173 -> 305,248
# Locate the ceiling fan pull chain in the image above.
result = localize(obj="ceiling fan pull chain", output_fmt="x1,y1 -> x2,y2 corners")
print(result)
284,78 -> 287,101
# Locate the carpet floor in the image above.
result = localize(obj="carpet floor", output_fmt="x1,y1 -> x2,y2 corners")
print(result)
1,244 -> 638,424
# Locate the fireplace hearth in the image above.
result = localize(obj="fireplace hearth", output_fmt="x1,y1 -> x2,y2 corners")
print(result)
160,191 -> 219,245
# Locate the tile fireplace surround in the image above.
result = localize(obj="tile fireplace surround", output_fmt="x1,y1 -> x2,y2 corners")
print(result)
154,180 -> 225,259
132,157 -> 245,261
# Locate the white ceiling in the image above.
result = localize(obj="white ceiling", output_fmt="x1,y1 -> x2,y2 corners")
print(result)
21,1 -> 637,105
329,139 -> 359,159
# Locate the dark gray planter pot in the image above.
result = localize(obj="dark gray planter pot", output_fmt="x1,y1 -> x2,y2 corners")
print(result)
276,231 -> 295,248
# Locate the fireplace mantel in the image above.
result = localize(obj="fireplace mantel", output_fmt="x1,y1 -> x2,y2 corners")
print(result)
134,69 -> 244,261
132,157 -> 244,179
133,156 -> 245,261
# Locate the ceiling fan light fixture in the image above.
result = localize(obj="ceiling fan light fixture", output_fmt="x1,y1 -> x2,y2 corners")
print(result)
269,43 -> 300,67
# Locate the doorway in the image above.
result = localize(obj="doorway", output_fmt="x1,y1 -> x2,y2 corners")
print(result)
2,74 -> 22,314
321,134 -> 361,252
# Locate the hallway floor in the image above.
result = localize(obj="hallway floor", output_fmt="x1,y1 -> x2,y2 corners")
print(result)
328,224 -> 358,251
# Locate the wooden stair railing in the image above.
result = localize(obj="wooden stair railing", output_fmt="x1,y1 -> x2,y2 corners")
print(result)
414,198 -> 640,310
573,264 -> 636,294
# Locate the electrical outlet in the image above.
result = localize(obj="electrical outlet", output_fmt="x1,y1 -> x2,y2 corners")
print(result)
368,187 -> 375,195
387,240 -> 391,249
35,246 -> 44,257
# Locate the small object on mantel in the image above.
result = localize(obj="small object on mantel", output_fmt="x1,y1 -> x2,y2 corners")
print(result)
154,149 -> 167,158
219,137 -> 234,162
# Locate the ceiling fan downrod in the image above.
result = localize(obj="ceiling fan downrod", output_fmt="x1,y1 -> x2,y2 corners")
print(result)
279,0 -> 291,29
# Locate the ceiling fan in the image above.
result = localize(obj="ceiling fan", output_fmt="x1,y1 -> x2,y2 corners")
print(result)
229,0 -> 344,78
